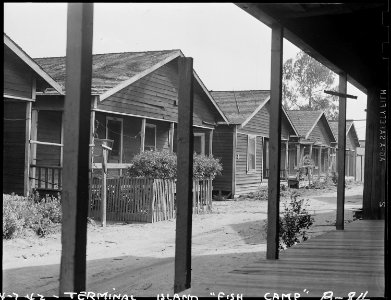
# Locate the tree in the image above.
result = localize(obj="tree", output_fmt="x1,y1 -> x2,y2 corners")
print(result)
283,51 -> 339,120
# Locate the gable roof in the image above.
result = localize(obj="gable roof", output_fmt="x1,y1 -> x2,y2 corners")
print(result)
329,120 -> 360,147
211,90 -> 299,135
34,49 -> 229,124
286,110 -> 336,142
4,33 -> 64,94
35,50 -> 180,96
211,90 -> 270,124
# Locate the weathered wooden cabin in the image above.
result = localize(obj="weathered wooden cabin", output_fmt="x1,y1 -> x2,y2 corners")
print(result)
329,120 -> 360,178
210,90 -> 298,196
286,110 -> 337,178
3,33 -> 64,196
32,50 -> 228,190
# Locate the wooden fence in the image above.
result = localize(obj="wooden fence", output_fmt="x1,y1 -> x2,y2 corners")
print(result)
89,177 -> 212,223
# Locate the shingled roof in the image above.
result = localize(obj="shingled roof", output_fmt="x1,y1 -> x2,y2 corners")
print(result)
34,50 -> 181,95
329,120 -> 360,147
4,33 -> 63,94
210,90 -> 270,124
286,110 -> 325,138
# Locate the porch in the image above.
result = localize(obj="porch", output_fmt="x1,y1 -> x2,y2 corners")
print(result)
192,219 -> 384,297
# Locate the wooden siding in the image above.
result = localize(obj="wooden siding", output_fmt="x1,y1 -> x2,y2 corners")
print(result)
3,46 -> 33,99
308,119 -> 332,146
242,102 -> 290,139
212,126 -> 234,192
34,95 -> 64,111
235,133 -> 263,195
3,101 -> 27,194
97,59 -> 220,127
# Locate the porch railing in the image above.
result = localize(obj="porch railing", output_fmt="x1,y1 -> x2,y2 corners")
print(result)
30,164 -> 62,191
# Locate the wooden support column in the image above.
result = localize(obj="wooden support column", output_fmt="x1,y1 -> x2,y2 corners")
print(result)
336,73 -> 347,230
309,144 -> 313,159
89,96 -> 97,190
363,89 -> 375,219
209,129 -> 213,155
59,3 -> 93,295
30,108 -> 38,191
267,23 -> 283,260
346,150 -> 350,176
169,122 -> 175,153
296,144 -> 300,168
285,140 -> 289,179
24,101 -> 32,196
174,57 -> 194,293
140,118 -> 146,153
327,147 -> 331,173
318,146 -> 322,178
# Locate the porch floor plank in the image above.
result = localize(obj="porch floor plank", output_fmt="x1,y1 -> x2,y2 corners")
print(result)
192,220 -> 384,297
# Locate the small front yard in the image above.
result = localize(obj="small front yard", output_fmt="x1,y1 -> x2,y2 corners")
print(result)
3,180 -> 363,296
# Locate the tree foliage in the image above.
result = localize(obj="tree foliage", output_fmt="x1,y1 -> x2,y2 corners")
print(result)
283,51 -> 339,120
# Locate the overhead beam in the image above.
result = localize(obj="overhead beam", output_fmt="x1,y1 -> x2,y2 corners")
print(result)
336,73 -> 347,230
267,23 -> 283,260
324,90 -> 358,99
59,3 -> 94,294
174,57 -> 194,292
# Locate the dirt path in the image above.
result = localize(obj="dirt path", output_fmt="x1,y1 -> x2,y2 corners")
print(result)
2,183 -> 363,297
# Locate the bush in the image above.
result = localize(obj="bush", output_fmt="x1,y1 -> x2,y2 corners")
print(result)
127,150 -> 223,180
128,150 -> 177,179
264,192 -> 314,250
279,193 -> 314,249
3,193 -> 62,239
193,154 -> 222,180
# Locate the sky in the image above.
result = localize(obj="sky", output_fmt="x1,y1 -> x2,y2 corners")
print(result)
4,3 -> 367,139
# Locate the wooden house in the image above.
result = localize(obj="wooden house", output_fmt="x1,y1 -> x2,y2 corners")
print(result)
286,110 -> 337,178
329,120 -> 360,178
3,33 -> 64,196
210,90 -> 298,196
32,49 -> 228,190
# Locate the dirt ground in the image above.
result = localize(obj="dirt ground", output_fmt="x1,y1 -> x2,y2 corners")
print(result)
2,182 -> 363,297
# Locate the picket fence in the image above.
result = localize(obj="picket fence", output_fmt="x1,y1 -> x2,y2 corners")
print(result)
89,177 -> 212,223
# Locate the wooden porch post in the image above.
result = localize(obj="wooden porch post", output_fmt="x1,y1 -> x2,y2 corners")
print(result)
209,129 -> 213,155
174,57 -> 194,292
296,143 -> 300,168
267,23 -> 283,260
318,146 -> 322,178
59,3 -> 93,294
140,118 -> 146,152
346,150 -> 350,176
285,140 -> 289,179
169,122 -> 175,153
30,108 -> 38,191
336,73 -> 347,230
327,147 -> 331,173
309,144 -> 313,159
24,101 -> 32,196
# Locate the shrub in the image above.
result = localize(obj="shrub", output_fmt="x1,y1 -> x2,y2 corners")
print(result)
127,150 -> 223,180
193,154 -> 222,180
264,192 -> 314,250
128,150 -> 177,179
3,193 -> 62,239
279,193 -> 314,249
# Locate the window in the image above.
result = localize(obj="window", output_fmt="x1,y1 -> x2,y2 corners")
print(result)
247,135 -> 256,172
193,132 -> 205,155
106,117 -> 123,163
145,123 -> 156,151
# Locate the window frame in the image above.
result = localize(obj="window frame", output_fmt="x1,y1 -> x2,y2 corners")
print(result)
247,134 -> 257,173
105,116 -> 123,163
193,132 -> 205,155
144,123 -> 157,151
